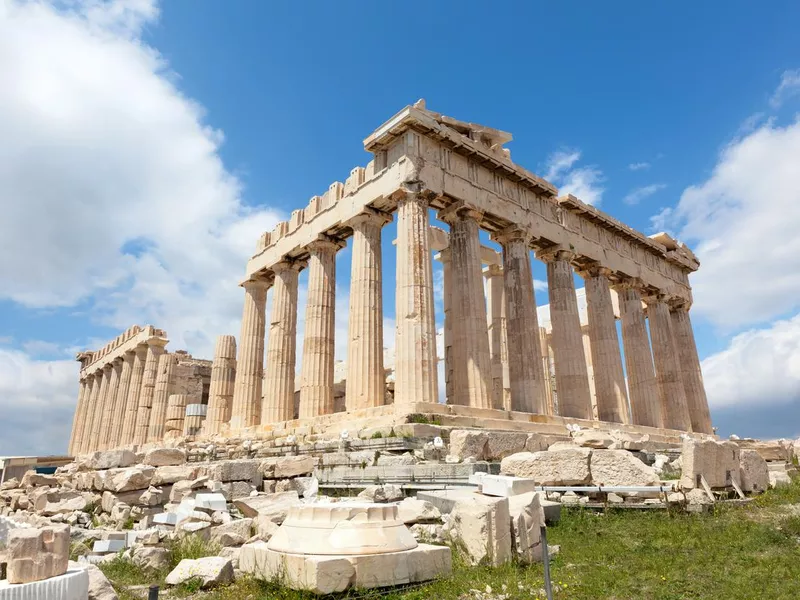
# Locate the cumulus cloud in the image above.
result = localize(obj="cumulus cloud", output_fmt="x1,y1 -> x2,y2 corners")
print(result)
664,117 -> 800,329
770,69 -> 800,109
0,0 -> 283,454
623,183 -> 666,206
702,315 -> 800,409
543,149 -> 604,206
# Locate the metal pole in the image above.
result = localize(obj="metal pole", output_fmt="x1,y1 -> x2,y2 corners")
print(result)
148,584 -> 159,599
541,525 -> 553,600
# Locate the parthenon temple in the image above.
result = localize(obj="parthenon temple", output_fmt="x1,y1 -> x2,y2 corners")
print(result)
69,100 -> 713,455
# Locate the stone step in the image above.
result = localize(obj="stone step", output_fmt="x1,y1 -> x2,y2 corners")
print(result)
314,462 -> 499,485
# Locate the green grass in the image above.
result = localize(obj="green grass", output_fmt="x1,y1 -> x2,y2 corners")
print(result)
105,478 -> 800,600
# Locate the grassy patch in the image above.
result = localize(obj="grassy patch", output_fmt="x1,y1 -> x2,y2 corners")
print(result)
105,478 -> 800,600
166,534 -> 222,569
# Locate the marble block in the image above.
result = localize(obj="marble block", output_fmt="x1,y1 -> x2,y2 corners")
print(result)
240,541 -> 451,595
92,539 -> 125,554
470,474 -> 538,497
6,525 -> 69,584
267,503 -> 418,556
194,493 -> 228,512
0,568 -> 89,600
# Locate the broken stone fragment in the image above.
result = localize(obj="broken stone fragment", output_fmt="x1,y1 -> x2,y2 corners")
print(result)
165,556 -> 234,588
143,448 -> 187,467
501,449 -> 592,485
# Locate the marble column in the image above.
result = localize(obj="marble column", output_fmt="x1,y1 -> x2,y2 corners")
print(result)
148,353 -> 177,442
580,266 -> 630,424
645,294 -> 690,431
107,351 -> 134,448
442,208 -> 492,409
394,193 -> 438,406
613,280 -> 661,428
80,371 -> 103,454
437,249 -> 454,405
229,279 -> 269,431
119,345 -> 146,446
538,249 -> 593,420
671,305 -> 713,433
347,211 -> 391,411
68,379 -> 89,455
164,394 -> 188,439
499,232 -> 548,414
262,260 -> 301,424
300,239 -> 340,419
539,327 -> 555,414
98,359 -> 122,450
581,325 -> 598,420
132,341 -> 167,445
484,264 -> 508,410
205,335 -> 237,435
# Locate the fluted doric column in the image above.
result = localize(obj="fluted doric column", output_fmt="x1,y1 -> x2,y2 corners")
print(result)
148,352 -> 177,442
394,193 -> 438,406
437,249 -> 454,405
262,260 -> 302,424
230,278 -> 270,431
671,305 -> 713,433
106,351 -> 134,448
299,239 -> 340,418
68,378 -> 89,455
80,371 -> 103,453
132,340 -> 167,445
538,248 -> 593,420
347,211 -> 391,411
539,327 -> 555,414
98,359 -> 122,450
205,335 -> 237,435
440,207 -> 491,408
645,293 -> 690,431
613,280 -> 661,428
119,345 -> 147,446
497,230 -> 547,414
580,265 -> 629,424
484,264 -> 508,410
164,394 -> 188,439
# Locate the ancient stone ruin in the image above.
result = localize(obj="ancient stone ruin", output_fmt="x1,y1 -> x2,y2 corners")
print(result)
67,100 -> 712,457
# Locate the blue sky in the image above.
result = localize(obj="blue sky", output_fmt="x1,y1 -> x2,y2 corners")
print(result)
2,0 -> 800,454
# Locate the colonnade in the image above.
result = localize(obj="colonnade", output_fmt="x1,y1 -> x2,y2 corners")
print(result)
229,194 -> 713,436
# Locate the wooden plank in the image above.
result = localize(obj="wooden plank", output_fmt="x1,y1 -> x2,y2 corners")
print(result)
731,478 -> 746,499
699,475 -> 716,502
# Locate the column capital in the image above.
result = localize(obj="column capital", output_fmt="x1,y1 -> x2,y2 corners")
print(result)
306,236 -> 345,255
575,262 -> 613,279
535,246 -> 575,264
102,363 -> 113,372
491,226 -> 532,246
609,276 -> 646,293
272,259 -> 305,275
347,208 -> 392,230
669,298 -> 692,312
437,202 -> 483,226
641,290 -> 671,306
241,276 -> 271,292
483,263 -> 503,279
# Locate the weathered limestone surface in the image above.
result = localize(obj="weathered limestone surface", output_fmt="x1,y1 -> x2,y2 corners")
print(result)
581,267 -> 629,423
7,524 -> 69,584
484,264 -> 508,410
501,449 -> 592,485
646,296 -> 690,431
443,208 -> 492,409
498,231 -> 546,413
67,379 -> 88,456
394,193 -> 438,406
589,450 -> 658,486
300,240 -> 339,418
119,346 -> 146,446
347,211 -> 390,411
132,341 -> 166,446
205,335 -> 237,435
230,279 -> 269,431
614,281 -> 661,428
739,449 -> 769,493
449,495 -> 511,566
539,250 -> 593,420
98,360 -> 121,450
508,492 -> 545,564
148,353 -> 177,443
263,261 -> 302,424
107,351 -> 134,446
680,438 -> 740,489
78,373 -> 101,454
165,394 -> 189,439
671,306 -> 713,434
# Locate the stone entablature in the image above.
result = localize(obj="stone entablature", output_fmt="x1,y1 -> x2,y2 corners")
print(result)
77,325 -> 167,377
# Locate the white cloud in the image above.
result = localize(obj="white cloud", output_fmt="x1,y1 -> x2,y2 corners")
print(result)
21,340 -> 65,357
622,183 -> 666,206
543,149 -> 604,206
628,162 -> 650,171
770,69 -> 800,109
0,0 -> 284,453
0,349 -> 76,455
663,116 -> 800,329
533,279 -> 548,292
702,314 -> 800,409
